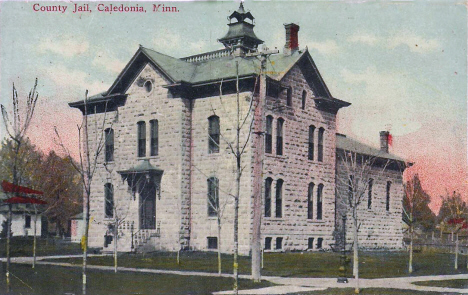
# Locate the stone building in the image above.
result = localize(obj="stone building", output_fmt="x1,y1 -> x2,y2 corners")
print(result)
69,4 -> 408,254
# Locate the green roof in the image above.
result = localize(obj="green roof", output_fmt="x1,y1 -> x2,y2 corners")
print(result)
336,133 -> 406,163
140,46 -> 304,85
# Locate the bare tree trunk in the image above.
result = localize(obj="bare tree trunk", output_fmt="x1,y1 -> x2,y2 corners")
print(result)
217,216 -> 222,276
114,219 -> 118,273
233,61 -> 240,295
82,102 -> 90,295
455,232 -> 459,270
353,214 -> 359,294
6,204 -> 12,293
82,194 -> 90,295
33,206 -> 38,269
408,224 -> 413,274
233,159 -> 240,295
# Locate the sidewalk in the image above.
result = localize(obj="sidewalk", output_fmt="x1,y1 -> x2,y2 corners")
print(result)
4,255 -> 468,294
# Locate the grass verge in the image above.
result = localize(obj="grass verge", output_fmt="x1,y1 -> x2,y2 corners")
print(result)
47,250 -> 468,278
413,279 -> 468,289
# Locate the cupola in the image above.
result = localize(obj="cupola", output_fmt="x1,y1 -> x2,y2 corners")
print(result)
218,3 -> 264,55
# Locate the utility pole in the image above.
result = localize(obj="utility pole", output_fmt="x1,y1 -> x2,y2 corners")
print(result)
248,47 -> 278,282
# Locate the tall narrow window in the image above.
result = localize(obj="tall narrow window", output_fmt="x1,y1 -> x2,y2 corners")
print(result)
25,215 -> 31,229
276,118 -> 284,156
368,178 -> 374,209
286,87 -> 292,107
137,121 -> 146,157
307,182 -> 314,219
301,90 -> 307,110
104,183 -> 114,218
150,119 -> 158,156
317,238 -> 323,249
317,184 -> 323,220
386,181 -> 391,211
275,179 -> 283,218
208,116 -> 220,154
265,116 -> 273,154
105,128 -> 114,162
264,237 -> 272,250
308,125 -> 315,160
318,127 -> 324,162
265,178 -> 273,217
207,177 -> 219,217
276,237 -> 283,250
308,237 -> 314,249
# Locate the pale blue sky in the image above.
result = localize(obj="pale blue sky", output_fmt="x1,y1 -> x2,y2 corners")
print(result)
0,0 -> 466,203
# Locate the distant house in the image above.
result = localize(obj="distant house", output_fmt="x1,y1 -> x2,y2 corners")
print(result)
0,181 -> 46,237
69,3 -> 410,254
70,213 -> 85,243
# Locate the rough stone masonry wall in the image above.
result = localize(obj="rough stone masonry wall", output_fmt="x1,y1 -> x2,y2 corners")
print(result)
84,63 -> 188,251
335,159 -> 404,249
190,90 -> 253,255
260,64 -> 337,252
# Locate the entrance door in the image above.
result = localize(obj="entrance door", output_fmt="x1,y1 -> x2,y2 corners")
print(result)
139,180 -> 156,229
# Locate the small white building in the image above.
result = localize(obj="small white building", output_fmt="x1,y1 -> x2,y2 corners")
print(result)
0,181 -> 46,237
70,213 -> 85,243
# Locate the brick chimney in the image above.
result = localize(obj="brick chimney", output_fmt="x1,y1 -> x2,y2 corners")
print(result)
379,131 -> 390,153
284,23 -> 300,55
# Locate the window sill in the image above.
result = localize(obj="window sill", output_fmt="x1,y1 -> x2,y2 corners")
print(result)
263,249 -> 285,253
265,154 -> 288,160
307,219 -> 325,223
264,217 -> 284,222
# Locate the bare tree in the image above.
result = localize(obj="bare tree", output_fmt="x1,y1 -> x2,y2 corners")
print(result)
205,176 -> 232,276
206,61 -> 258,294
56,90 -> 109,295
1,79 -> 39,292
336,150 -> 389,294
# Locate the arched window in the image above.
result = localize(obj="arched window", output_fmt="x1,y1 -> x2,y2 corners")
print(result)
368,178 -> 374,209
265,116 -> 273,154
207,177 -> 219,217
137,121 -> 146,157
275,179 -> 283,218
286,87 -> 293,107
386,181 -> 391,211
301,90 -> 307,110
105,128 -> 114,162
104,183 -> 114,218
150,120 -> 158,156
208,116 -> 220,154
264,178 -> 273,217
318,127 -> 324,162
307,182 -> 314,219
276,118 -> 284,156
308,125 -> 315,160
317,184 -> 323,220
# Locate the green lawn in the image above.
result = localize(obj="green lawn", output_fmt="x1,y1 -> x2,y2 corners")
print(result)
291,288 -> 460,295
414,279 -> 468,289
49,250 -> 468,278
0,263 -> 272,295
0,237 -> 86,257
